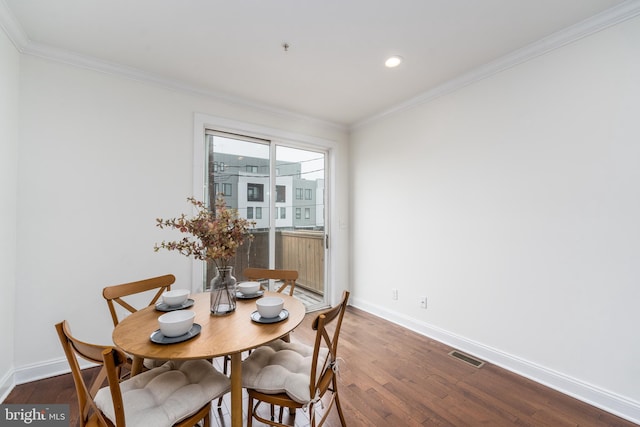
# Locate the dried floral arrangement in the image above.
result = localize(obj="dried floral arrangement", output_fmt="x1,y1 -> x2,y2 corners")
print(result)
154,196 -> 254,270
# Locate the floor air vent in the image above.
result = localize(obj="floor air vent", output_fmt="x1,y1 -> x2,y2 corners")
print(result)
449,350 -> 485,368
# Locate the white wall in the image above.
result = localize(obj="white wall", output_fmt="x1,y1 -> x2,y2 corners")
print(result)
0,27 -> 19,400
350,15 -> 640,421
12,55 -> 348,380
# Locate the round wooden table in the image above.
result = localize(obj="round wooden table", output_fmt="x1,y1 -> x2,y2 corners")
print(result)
112,291 -> 306,427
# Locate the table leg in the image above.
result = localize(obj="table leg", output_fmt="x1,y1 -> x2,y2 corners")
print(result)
130,356 -> 144,377
230,352 -> 243,427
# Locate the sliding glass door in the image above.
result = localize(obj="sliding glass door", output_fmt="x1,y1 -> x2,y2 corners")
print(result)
205,131 -> 327,309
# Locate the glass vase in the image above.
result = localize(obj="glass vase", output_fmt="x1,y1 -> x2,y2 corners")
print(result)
210,266 -> 237,315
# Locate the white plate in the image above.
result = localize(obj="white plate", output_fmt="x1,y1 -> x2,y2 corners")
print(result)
251,309 -> 289,324
150,323 -> 201,344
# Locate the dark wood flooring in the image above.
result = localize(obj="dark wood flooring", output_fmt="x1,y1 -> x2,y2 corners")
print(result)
4,306 -> 637,426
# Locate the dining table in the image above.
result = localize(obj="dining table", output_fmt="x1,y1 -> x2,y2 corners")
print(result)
112,291 -> 306,427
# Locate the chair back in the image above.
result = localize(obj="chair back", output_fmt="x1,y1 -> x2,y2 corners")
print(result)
243,268 -> 298,296
308,291 -> 350,401
102,274 -> 175,326
55,320 -> 112,427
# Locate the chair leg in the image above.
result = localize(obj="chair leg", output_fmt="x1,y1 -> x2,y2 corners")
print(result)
333,390 -> 347,427
217,356 -> 229,407
314,385 -> 346,427
202,411 -> 210,427
247,394 -> 254,427
310,401 -> 318,427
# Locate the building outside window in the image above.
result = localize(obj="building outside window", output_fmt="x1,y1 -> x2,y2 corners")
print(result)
247,207 -> 254,219
246,165 -> 258,173
280,207 -> 286,219
295,208 -> 301,219
222,183 -> 232,196
305,208 -> 311,219
305,189 -> 312,200
256,207 -> 262,219
295,188 -> 303,199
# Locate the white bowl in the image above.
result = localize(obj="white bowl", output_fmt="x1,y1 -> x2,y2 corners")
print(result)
256,296 -> 284,318
237,281 -> 261,295
162,289 -> 190,306
158,310 -> 195,337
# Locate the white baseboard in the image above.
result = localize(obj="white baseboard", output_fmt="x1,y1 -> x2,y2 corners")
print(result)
350,296 -> 640,425
1,357 -> 97,403
0,368 -> 16,403
13,357 -> 73,385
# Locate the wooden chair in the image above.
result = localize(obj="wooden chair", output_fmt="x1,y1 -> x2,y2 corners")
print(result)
242,291 -> 350,427
244,268 -> 298,296
55,320 -> 230,427
102,274 -> 175,371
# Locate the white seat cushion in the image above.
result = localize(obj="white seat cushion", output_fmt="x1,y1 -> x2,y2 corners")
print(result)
95,359 -> 230,427
242,340 -> 329,404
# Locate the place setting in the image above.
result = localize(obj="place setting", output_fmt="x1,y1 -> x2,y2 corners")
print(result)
251,296 -> 289,324
236,281 -> 264,299
155,289 -> 195,311
151,289 -> 200,344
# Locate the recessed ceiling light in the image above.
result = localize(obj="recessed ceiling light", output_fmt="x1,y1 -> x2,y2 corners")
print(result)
385,55 -> 403,68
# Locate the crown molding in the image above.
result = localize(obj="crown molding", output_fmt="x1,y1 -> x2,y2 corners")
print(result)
0,0 -> 29,50
22,41 -> 348,132
0,1 -> 347,134
351,0 -> 640,130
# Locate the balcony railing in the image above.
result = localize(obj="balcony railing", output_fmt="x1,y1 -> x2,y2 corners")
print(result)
205,229 -> 325,296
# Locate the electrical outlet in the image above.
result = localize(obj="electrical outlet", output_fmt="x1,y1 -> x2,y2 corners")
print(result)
392,288 -> 398,300
420,296 -> 427,309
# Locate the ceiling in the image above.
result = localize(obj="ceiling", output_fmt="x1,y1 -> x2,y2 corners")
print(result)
2,0 -> 633,127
